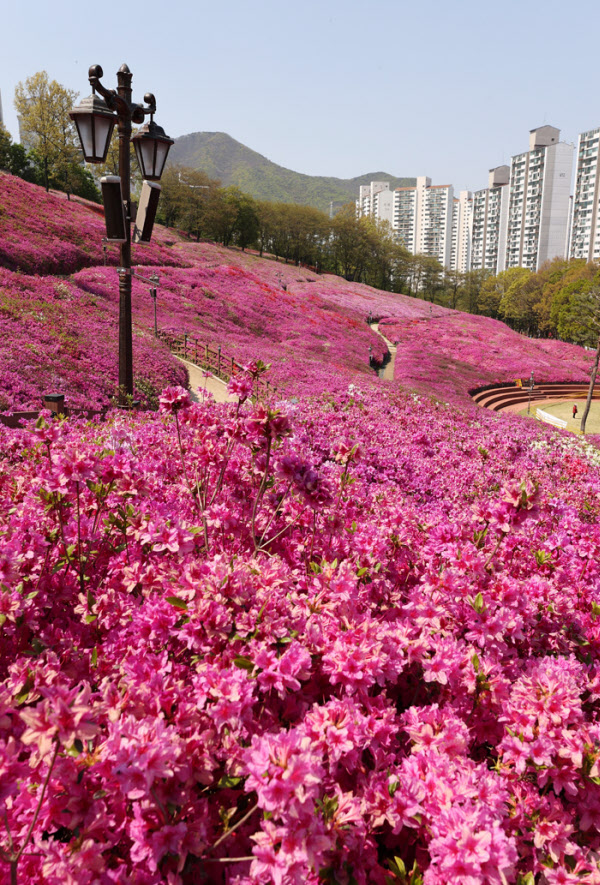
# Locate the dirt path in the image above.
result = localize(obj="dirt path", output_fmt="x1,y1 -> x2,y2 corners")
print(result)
176,357 -> 238,404
369,323 -> 397,381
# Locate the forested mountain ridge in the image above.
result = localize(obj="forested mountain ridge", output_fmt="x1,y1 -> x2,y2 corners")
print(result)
168,131 -> 415,212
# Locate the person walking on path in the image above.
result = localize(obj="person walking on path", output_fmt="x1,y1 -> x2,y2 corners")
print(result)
573,404 -> 578,419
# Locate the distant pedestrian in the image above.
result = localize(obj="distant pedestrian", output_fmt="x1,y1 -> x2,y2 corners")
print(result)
573,404 -> 578,419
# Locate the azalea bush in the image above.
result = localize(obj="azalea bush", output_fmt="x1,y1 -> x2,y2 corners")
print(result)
2,382 -> 600,884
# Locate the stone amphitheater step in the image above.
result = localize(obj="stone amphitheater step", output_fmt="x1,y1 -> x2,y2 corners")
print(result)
471,383 -> 597,412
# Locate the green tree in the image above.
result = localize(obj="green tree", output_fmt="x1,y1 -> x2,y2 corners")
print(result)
460,269 -> 489,315
478,267 -> 529,320
203,187 -> 240,247
443,268 -> 464,309
0,124 -> 36,180
498,268 -> 535,332
14,71 -> 79,194
233,193 -> 259,250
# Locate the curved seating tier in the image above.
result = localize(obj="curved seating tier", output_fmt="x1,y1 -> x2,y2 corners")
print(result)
470,382 -> 597,412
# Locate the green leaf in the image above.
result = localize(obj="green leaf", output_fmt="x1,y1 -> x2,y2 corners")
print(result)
233,655 -> 254,671
84,613 -> 97,624
217,775 -> 245,789
91,647 -> 98,668
165,596 -> 188,610
393,857 -> 406,876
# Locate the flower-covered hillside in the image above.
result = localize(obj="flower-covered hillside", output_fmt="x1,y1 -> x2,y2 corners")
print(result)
381,312 -> 594,402
2,384 -> 600,883
0,268 -> 186,412
73,261 -> 388,397
0,173 -> 185,275
177,241 -> 453,322
1,172 -> 596,412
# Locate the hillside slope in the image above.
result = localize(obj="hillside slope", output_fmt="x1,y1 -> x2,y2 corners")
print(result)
169,131 -> 415,211
0,172 -> 593,411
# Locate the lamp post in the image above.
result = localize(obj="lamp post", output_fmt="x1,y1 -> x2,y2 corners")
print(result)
70,64 -> 173,404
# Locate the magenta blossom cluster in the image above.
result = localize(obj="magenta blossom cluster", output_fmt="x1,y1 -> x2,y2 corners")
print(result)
1,384 -> 600,883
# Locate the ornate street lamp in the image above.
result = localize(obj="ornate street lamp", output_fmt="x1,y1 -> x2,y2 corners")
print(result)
132,118 -> 173,181
69,92 -> 116,163
70,64 -> 173,404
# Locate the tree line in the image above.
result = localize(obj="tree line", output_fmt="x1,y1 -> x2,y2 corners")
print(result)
157,164 -> 491,298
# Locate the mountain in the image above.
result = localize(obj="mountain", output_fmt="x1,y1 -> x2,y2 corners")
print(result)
168,132 -> 415,213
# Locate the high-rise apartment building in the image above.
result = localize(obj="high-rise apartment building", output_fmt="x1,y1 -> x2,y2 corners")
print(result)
393,185 -> 419,253
471,166 -> 510,274
505,126 -> 573,271
358,176 -> 455,267
570,128 -> 600,262
450,190 -> 473,273
422,183 -> 454,267
357,182 -> 393,225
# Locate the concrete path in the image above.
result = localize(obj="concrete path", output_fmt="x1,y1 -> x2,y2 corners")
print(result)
369,323 -> 397,381
176,357 -> 238,404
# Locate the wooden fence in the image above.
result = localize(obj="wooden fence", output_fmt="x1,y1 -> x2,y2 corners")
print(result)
157,330 -> 274,400
0,395 -> 107,429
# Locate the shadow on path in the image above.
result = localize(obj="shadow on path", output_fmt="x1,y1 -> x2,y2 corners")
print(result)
369,322 -> 397,381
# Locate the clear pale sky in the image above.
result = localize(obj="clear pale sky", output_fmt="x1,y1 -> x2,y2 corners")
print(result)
2,0 -> 598,194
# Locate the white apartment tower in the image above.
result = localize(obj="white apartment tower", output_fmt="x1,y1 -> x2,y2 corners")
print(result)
422,183 -> 455,267
356,182 -> 393,226
505,126 -> 574,271
450,190 -> 473,272
570,128 -> 600,262
358,176 -> 455,267
471,166 -> 510,273
390,176 -> 454,267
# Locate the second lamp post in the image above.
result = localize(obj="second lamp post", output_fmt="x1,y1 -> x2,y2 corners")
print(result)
70,63 -> 173,403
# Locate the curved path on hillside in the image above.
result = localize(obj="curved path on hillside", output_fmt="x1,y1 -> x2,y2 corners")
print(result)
369,323 -> 397,381
176,357 -> 238,404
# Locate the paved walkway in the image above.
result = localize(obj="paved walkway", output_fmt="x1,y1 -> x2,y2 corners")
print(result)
175,357 -> 239,404
369,323 -> 397,381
